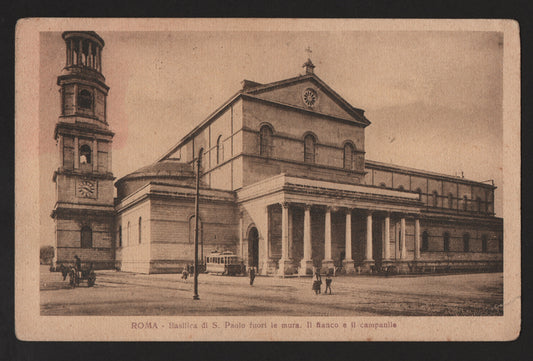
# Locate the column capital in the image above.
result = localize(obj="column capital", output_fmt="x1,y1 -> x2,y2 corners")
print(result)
339,207 -> 353,214
303,204 -> 312,211
280,202 -> 290,209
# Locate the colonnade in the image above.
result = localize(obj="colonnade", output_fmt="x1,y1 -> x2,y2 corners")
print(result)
257,203 -> 421,275
65,37 -> 103,72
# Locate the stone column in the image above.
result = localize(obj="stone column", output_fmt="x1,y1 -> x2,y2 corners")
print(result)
299,204 -> 313,276
288,207 -> 293,259
73,83 -> 78,112
321,207 -> 334,271
414,217 -> 421,260
71,39 -> 75,65
93,138 -> 98,172
343,209 -> 355,273
108,142 -> 112,173
361,211 -> 375,272
365,212 -> 373,261
278,203 -> 292,275
261,206 -> 272,275
58,135 -> 64,169
400,217 -> 406,259
239,213 -> 244,259
99,46 -> 103,73
383,214 -> 391,260
66,39 -> 70,66
74,137 -> 79,169
78,39 -> 82,65
88,41 -> 92,68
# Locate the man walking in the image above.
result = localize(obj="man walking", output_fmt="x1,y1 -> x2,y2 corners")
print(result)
325,271 -> 333,295
249,266 -> 256,286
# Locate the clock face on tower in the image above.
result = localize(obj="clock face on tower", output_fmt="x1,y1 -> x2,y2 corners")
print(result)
302,88 -> 318,107
77,179 -> 97,198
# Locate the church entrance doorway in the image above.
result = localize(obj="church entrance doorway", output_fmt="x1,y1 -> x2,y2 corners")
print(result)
248,227 -> 259,268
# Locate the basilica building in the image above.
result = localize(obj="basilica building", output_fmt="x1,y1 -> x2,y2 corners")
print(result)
52,31 -> 503,275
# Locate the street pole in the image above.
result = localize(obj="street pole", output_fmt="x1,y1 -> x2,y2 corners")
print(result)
193,154 -> 201,300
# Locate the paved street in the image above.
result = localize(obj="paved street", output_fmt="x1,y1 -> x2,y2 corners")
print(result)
40,266 -> 503,316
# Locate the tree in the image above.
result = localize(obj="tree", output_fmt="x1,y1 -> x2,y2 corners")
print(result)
40,246 -> 54,265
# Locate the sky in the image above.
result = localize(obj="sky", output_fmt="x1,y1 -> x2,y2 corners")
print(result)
39,30 -> 504,246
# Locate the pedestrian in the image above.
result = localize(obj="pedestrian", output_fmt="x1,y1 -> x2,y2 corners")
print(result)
249,266 -> 256,286
315,267 -> 321,280
74,255 -> 82,277
325,271 -> 333,295
312,271 -> 322,295
312,277 -> 322,295
181,267 -> 189,280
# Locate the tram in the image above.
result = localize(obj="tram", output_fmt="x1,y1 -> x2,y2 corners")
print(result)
205,251 -> 246,276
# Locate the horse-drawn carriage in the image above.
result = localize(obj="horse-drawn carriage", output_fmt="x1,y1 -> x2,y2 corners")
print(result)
55,263 -> 96,287
69,265 -> 96,287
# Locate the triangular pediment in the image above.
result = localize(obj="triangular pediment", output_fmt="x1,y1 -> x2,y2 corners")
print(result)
242,74 -> 370,126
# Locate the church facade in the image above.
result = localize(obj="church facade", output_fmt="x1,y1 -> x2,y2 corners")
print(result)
52,31 -> 503,275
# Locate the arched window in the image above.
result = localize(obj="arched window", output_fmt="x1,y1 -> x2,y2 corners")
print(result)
304,134 -> 316,163
443,232 -> 450,252
432,191 -> 439,207
78,89 -> 93,110
421,231 -> 429,251
398,185 -> 405,191
448,193 -> 454,209
216,135 -> 223,164
189,216 -> 203,244
259,125 -> 273,157
379,182 -> 387,188
79,144 -> 92,164
476,197 -> 482,212
463,233 -> 470,252
343,143 -> 354,170
81,226 -> 92,248
482,234 -> 488,252
118,226 -> 122,248
463,195 -> 468,211
415,188 -> 422,200
127,221 -> 130,246
138,217 -> 142,244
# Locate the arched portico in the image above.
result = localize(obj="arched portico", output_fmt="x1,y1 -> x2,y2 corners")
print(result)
247,226 -> 259,268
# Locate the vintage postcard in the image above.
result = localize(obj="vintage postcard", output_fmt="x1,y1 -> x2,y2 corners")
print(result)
15,18 -> 520,341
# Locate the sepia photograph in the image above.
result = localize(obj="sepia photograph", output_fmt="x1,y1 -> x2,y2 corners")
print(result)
15,18 -> 520,341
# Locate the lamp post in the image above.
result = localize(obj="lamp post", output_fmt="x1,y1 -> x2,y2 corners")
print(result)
193,153 -> 201,300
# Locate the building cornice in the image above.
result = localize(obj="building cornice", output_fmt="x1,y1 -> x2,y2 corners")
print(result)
54,121 -> 115,139
51,203 -> 115,219
115,181 -> 236,214
365,159 -> 497,189
241,93 -> 369,128
53,169 -> 115,182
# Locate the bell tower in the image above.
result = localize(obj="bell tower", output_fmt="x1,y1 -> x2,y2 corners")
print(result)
51,31 -> 115,269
